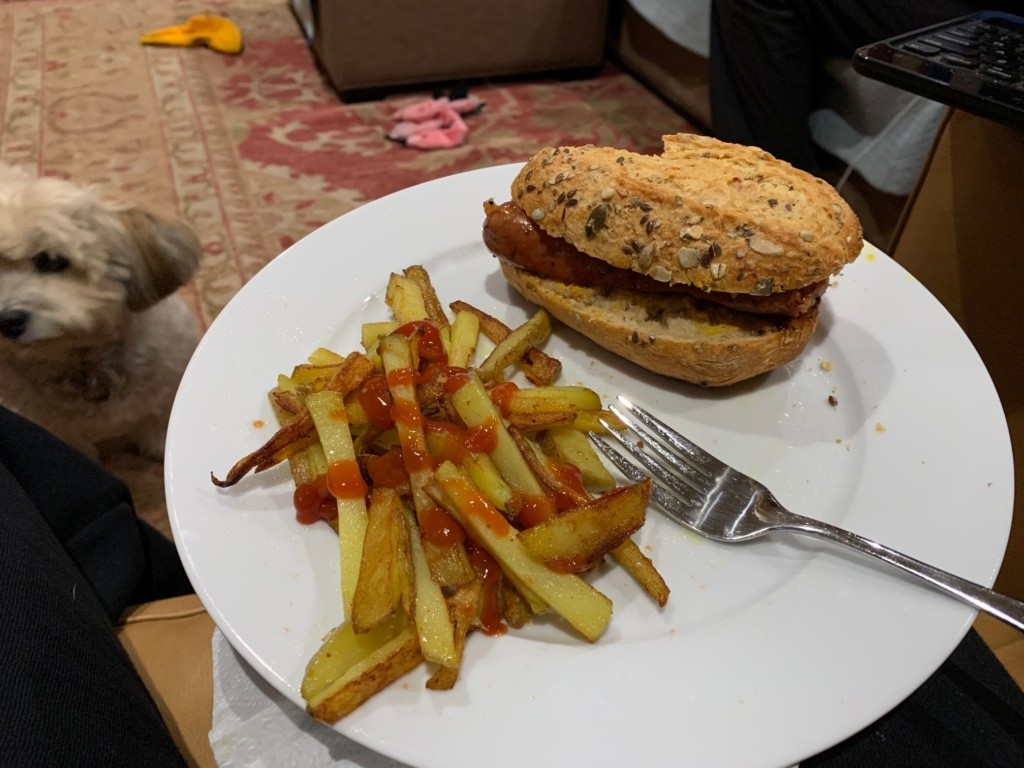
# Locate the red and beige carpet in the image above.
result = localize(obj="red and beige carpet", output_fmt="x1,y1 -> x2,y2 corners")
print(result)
0,0 -> 694,536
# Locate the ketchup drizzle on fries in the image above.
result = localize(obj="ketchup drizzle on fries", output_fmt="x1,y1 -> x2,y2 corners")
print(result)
327,459 -> 369,500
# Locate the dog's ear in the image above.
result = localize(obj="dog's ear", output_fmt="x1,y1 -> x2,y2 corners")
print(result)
115,208 -> 201,311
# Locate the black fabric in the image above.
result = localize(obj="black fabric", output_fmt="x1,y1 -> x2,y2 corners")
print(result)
0,406 -> 189,767
708,0 -> 1016,172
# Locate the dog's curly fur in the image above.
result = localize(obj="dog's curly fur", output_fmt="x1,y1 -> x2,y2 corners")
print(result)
0,164 -> 201,459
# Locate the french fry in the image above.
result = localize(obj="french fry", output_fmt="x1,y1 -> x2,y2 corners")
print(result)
447,310 -> 480,368
270,387 -> 304,417
351,489 -> 405,633
518,481 -> 651,572
450,379 -> 589,608
542,427 -> 615,490
401,504 -> 458,667
379,333 -> 439,515
425,580 -> 481,691
306,390 -> 369,616
386,273 -> 429,324
270,400 -> 327,489
403,265 -> 449,329
505,411 -> 576,433
512,425 -> 670,606
449,371 -> 546,501
463,453 -> 515,512
450,300 -> 562,385
611,540 -> 670,607
421,538 -> 475,589
289,363 -> 344,388
212,352 -> 374,487
394,496 -> 416,620
210,409 -> 319,488
505,386 -> 601,414
507,425 -> 577,501
343,389 -> 369,428
302,614 -> 406,701
303,614 -> 422,721
570,409 -> 626,434
477,309 -> 552,383
500,580 -> 532,628
276,373 -> 299,394
423,480 -> 548,615
216,264 -> 672,722
433,462 -> 612,642
360,321 -> 398,373
308,347 -> 346,366
379,332 -> 475,588
361,322 -> 398,350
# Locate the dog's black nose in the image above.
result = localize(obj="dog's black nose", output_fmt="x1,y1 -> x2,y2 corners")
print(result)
0,309 -> 30,340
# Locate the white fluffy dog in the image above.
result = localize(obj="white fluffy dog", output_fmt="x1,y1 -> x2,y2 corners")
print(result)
0,164 -> 202,460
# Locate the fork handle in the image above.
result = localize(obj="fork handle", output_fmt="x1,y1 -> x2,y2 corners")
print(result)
775,510 -> 1024,632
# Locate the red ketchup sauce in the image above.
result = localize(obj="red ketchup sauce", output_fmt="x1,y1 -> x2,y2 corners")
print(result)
394,320 -> 447,363
293,475 -> 337,525
487,381 -> 519,417
467,544 -> 506,636
365,448 -> 408,489
327,458 -> 368,500
445,476 -> 511,537
359,374 -> 394,429
442,368 -> 471,394
294,458 -> 371,525
423,418 -> 499,464
417,504 -> 466,547
544,554 -> 593,574
512,493 -> 558,528
549,461 -> 589,510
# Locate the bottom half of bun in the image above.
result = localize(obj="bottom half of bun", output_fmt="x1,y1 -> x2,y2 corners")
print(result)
500,262 -> 819,386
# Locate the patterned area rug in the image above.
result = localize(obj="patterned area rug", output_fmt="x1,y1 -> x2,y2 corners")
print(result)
0,0 -> 693,537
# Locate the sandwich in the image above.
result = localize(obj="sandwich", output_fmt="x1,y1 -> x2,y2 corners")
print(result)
482,134 -> 863,386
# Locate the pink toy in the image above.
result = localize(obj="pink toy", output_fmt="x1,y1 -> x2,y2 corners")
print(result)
388,119 -> 446,141
387,94 -> 484,150
403,111 -> 469,149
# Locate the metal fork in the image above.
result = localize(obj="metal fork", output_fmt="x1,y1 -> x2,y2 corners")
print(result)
591,396 -> 1024,632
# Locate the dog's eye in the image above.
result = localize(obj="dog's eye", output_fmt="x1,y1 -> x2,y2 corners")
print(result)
32,252 -> 70,273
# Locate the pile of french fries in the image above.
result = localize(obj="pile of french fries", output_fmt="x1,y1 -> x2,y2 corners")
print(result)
212,265 -> 669,723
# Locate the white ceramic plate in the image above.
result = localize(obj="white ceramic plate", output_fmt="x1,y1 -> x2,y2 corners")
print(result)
166,164 -> 1014,768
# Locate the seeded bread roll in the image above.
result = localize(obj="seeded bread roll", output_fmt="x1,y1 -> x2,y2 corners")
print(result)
500,262 -> 818,387
511,134 -> 862,296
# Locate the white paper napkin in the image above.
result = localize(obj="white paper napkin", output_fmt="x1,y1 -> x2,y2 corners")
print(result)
209,628 -> 411,768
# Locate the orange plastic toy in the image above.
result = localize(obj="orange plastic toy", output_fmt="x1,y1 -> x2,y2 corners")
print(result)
139,15 -> 243,55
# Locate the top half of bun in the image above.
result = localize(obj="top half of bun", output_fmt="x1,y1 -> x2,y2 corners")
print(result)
510,134 -> 863,296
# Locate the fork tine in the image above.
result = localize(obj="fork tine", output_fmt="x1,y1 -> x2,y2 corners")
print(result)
595,418 -> 709,506
589,433 -> 708,530
588,432 -> 650,484
608,404 -> 715,495
615,396 -> 729,476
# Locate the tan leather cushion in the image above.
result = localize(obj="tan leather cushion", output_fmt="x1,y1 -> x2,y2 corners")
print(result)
116,594 -> 216,768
